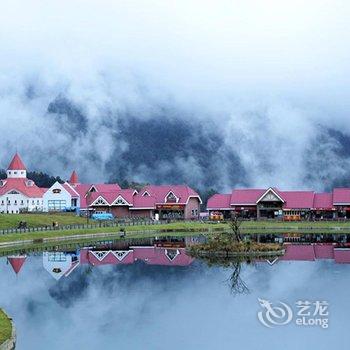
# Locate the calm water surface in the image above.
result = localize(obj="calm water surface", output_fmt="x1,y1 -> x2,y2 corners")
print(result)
0,246 -> 348,350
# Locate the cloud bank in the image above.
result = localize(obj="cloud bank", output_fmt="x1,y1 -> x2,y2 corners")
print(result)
0,0 -> 350,191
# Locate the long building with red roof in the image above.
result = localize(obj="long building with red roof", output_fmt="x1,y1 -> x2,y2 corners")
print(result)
87,184 -> 202,219
207,187 -> 350,220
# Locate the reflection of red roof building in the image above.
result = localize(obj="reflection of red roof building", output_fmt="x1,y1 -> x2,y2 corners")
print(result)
7,255 -> 27,274
80,246 -> 194,267
277,244 -> 350,264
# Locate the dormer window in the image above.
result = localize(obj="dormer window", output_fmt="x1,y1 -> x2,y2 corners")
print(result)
0,180 -> 5,187
166,192 -> 178,203
26,180 -> 34,187
142,191 -> 150,197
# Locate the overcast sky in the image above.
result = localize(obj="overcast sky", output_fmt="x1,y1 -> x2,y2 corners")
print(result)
0,0 -> 349,189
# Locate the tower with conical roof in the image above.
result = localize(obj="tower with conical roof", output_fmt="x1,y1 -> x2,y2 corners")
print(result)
6,153 -> 27,179
69,170 -> 79,185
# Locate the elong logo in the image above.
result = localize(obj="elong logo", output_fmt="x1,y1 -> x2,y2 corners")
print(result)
257,298 -> 329,329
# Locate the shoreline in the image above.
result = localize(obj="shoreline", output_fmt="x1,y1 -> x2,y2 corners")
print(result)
0,309 -> 15,350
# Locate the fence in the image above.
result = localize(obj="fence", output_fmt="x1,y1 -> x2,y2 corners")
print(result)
0,219 -> 174,236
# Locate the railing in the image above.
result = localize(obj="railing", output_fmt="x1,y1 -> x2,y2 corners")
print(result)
0,219 -> 211,236
0,219 -> 177,236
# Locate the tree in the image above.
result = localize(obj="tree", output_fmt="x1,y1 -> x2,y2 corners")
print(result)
228,213 -> 242,242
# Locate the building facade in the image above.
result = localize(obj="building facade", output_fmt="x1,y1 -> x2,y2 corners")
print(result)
43,181 -> 80,212
0,154 -> 45,213
88,185 -> 202,220
207,187 -> 350,220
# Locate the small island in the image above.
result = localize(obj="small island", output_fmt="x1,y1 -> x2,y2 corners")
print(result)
187,216 -> 285,259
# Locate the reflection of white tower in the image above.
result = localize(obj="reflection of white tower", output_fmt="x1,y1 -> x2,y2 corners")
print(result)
43,252 -> 80,280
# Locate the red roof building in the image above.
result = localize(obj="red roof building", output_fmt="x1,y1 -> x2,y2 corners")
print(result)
87,184 -> 202,220
0,153 -> 45,213
207,186 -> 350,220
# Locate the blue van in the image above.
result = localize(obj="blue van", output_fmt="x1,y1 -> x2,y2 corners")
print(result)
91,212 -> 115,221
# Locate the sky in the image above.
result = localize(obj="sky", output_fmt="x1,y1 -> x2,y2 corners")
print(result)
0,0 -> 349,190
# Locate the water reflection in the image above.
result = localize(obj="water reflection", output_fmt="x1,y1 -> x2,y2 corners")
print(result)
1,237 -> 350,349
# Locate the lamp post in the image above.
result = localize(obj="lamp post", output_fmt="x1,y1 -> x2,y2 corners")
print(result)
86,191 -> 91,225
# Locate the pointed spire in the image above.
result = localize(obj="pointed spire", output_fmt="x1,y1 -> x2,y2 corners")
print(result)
7,256 -> 27,275
8,153 -> 27,170
69,170 -> 79,185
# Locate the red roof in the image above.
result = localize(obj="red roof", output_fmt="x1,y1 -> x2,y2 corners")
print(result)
230,189 -> 265,205
139,185 -> 201,205
281,191 -> 315,209
7,153 -> 26,170
91,184 -> 121,192
207,194 -> 231,209
90,189 -> 136,206
7,256 -> 26,274
313,193 -> 333,210
132,195 -> 157,209
74,184 -> 91,209
0,178 -> 45,197
209,188 -> 338,210
69,170 -> 79,184
62,183 -> 79,198
333,188 -> 350,205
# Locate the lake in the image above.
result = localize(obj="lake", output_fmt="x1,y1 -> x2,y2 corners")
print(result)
0,238 -> 348,350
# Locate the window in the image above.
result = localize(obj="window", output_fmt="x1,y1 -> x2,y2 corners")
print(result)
48,200 -> 67,210
191,209 -> 198,216
114,197 -> 127,205
95,198 -> 107,205
166,192 -> 177,203
21,200 -> 24,205
14,200 -> 17,205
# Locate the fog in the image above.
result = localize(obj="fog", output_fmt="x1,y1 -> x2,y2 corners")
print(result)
0,256 -> 348,349
0,1 -> 349,190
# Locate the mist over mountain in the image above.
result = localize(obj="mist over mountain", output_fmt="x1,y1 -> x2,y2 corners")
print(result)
0,0 -> 350,192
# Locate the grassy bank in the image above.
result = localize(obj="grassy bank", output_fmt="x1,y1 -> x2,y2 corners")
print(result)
1,217 -> 350,247
0,213 -> 86,229
0,222 -> 227,244
0,309 -> 12,345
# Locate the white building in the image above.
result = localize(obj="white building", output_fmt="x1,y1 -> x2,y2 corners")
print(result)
0,153 -> 44,213
43,181 -> 80,212
43,252 -> 80,280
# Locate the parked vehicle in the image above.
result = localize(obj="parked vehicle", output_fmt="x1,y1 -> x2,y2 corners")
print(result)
91,212 -> 114,221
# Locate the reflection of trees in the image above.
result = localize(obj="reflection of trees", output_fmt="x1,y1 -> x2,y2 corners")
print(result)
228,260 -> 249,295
199,255 -> 250,295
